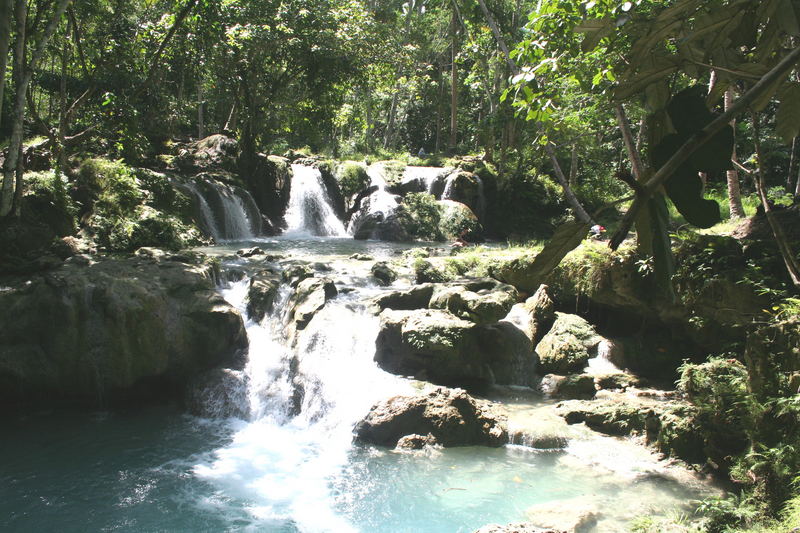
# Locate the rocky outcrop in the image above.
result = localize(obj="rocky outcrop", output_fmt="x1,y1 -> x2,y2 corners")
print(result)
539,373 -> 596,399
371,261 -> 398,286
0,254 -> 248,406
525,498 -> 599,533
354,386 -> 507,447
438,199 -> 483,241
370,284 -> 435,312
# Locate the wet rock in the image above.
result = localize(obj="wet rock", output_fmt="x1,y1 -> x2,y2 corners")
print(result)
246,268 -> 282,322
374,309 -> 484,386
370,284 -> 435,312
555,394 -> 705,463
350,253 -> 373,261
437,199 -> 483,241
429,283 -> 516,325
396,433 -> 438,450
281,262 -> 315,288
522,284 -> 555,344
237,246 -> 264,257
594,372 -> 640,391
0,256 -> 247,406
539,374 -> 596,399
134,246 -> 168,260
354,386 -> 507,447
536,313 -> 603,375
414,259 -> 451,283
185,367 -> 249,419
371,261 -> 398,286
287,277 -> 337,330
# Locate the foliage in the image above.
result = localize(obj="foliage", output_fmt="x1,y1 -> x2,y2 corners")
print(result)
400,192 -> 444,241
335,161 -> 370,198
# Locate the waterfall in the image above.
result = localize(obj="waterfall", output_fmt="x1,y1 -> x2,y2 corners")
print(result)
442,171 -> 486,220
401,166 -> 452,197
346,163 -> 401,237
194,273 -> 411,531
181,177 -> 262,241
284,164 -> 347,237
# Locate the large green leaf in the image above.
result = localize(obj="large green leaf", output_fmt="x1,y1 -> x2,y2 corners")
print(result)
775,83 -> 800,142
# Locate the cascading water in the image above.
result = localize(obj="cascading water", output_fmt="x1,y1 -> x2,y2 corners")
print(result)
346,163 -> 402,238
401,166 -> 452,197
284,165 -> 347,237
182,177 -> 262,241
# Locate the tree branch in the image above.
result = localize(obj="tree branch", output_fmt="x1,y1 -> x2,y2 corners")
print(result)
608,44 -> 800,249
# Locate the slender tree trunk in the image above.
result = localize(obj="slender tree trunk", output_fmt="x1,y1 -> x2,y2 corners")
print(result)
752,111 -> 800,289
615,104 -> 645,181
635,118 -> 646,153
476,0 -> 517,75
383,87 -> 398,150
569,144 -> 578,185
364,83 -> 373,151
787,137 -> 797,191
2,0 -> 72,217
726,88 -> 746,218
449,10 -> 458,153
0,0 -> 13,133
435,68 -> 444,154
56,19 -> 71,173
545,142 -> 594,224
197,80 -> 205,139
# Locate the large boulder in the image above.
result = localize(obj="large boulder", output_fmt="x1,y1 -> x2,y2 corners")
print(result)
374,307 -> 537,388
429,283 -> 516,325
246,268 -> 282,322
286,277 -> 337,331
354,386 -> 507,447
176,134 -> 239,173
442,170 -> 483,215
370,284 -> 435,312
535,313 -> 602,375
437,199 -> 483,241
0,255 -> 247,406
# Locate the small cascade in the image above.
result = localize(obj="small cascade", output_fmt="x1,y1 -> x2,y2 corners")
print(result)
284,164 -> 347,237
442,171 -> 486,220
346,163 -> 402,238
181,177 -> 262,241
401,166 -> 452,197
586,339 -> 623,374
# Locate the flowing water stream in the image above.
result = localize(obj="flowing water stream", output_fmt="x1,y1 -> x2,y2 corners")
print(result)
1,236 -> 722,533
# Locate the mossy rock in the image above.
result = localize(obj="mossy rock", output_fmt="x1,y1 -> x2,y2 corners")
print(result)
536,313 -> 601,374
438,199 -> 483,241
414,259 -> 452,284
335,161 -> 371,198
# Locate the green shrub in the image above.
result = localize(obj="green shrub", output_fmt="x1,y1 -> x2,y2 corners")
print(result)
78,158 -> 142,217
401,193 -> 444,241
439,200 -> 482,241
336,161 -> 371,197
22,170 -> 78,236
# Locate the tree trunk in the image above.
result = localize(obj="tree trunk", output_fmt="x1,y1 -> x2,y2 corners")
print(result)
364,83 -> 373,151
726,88 -> 746,218
787,136 -> 797,191
197,80 -> 205,139
545,142 -> 594,224
615,104 -> 644,180
476,0 -> 517,75
752,111 -> 800,289
435,68 -> 444,154
2,0 -> 72,217
383,86 -> 398,150
0,0 -> 13,132
449,10 -> 458,153
56,18 -> 71,173
569,143 -> 578,185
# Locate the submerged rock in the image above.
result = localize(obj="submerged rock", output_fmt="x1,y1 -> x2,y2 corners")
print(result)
525,498 -> 599,533
0,255 -> 247,406
354,386 -> 507,447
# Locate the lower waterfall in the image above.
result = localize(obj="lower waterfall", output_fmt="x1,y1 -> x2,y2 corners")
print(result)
284,164 -> 347,237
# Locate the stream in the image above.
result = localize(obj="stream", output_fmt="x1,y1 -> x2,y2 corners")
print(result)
1,236 -> 721,533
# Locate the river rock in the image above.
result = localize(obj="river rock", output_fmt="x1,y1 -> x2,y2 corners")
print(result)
237,246 -> 264,257
442,171 -> 482,214
370,284 -> 435,312
429,283 -> 516,325
281,262 -> 315,287
371,261 -> 398,286
539,374 -> 596,399
246,268 -> 282,322
522,284 -> 555,344
395,433 -> 438,450
185,367 -> 249,419
437,199 -> 483,240
535,313 -> 603,375
176,134 -> 239,172
354,386 -> 507,447
374,307 -> 536,388
0,255 -> 248,406
287,277 -> 337,330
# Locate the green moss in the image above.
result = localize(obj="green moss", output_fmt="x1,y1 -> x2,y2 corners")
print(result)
414,259 -> 453,283
400,193 -> 445,241
439,200 -> 482,241
335,161 -> 370,197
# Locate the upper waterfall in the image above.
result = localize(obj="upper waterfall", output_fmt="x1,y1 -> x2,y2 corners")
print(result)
181,176 -> 262,241
284,164 -> 347,237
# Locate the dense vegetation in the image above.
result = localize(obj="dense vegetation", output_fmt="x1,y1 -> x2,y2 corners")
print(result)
2,0 -> 800,531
